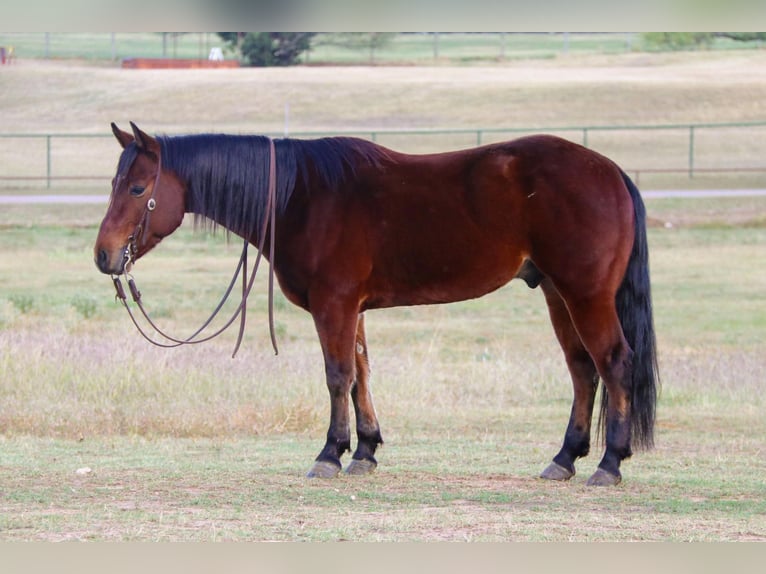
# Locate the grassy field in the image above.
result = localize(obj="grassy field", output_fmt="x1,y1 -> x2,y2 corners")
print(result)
1,50 -> 765,541
0,195 -> 765,541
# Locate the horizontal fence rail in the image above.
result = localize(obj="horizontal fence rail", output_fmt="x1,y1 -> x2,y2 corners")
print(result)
1,121 -> 766,189
0,33 -> 638,63
4,33 -> 766,65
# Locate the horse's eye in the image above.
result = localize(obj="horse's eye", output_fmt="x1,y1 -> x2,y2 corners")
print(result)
129,185 -> 146,197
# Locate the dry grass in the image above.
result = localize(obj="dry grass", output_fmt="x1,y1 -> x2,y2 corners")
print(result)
1,197 -> 765,441
2,131 -> 765,440
1,425 -> 764,541
3,52 -> 766,191
1,197 -> 765,542
3,52 -> 766,134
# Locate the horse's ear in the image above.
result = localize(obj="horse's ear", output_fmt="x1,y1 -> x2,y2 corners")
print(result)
111,122 -> 134,149
129,122 -> 160,156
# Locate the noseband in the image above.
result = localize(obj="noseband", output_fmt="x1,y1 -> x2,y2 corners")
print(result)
123,156 -> 161,271
111,139 -> 279,357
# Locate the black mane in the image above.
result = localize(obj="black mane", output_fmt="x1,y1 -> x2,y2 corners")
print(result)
157,134 -> 388,239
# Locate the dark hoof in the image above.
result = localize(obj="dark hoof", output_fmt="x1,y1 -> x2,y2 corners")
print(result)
586,468 -> 621,486
306,460 -> 341,479
540,462 -> 575,481
345,458 -> 377,476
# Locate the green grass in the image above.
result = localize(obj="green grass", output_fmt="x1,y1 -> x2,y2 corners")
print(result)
2,33 -> 764,65
1,197 -> 765,540
307,33 -> 637,64
0,426 -> 763,541
0,33 -> 643,64
0,33 -> 220,61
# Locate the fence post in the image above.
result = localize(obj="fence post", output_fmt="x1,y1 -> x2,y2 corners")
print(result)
582,127 -> 589,147
476,130 -> 483,146
688,125 -> 695,178
46,135 -> 52,189
499,33 -> 506,60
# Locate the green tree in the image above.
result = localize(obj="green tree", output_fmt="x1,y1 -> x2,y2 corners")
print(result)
218,33 -> 315,66
713,32 -> 766,43
642,33 -> 714,51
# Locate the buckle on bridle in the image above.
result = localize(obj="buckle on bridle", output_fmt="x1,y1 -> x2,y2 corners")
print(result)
123,235 -> 136,273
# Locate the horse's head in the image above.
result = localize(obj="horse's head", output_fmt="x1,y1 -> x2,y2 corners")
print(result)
94,122 -> 186,275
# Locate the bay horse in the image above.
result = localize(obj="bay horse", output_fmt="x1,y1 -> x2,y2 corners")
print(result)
95,122 -> 659,486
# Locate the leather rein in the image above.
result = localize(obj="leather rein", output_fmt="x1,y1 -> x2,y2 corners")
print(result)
111,139 -> 279,357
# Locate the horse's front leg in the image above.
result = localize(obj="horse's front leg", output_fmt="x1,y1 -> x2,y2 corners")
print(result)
346,313 -> 383,475
306,297 -> 360,479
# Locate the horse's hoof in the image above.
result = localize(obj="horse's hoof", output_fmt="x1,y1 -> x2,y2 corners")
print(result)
306,460 -> 341,479
540,462 -> 575,481
586,468 -> 621,486
345,458 -> 377,476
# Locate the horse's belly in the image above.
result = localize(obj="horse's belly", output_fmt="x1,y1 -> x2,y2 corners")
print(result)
365,244 -> 522,309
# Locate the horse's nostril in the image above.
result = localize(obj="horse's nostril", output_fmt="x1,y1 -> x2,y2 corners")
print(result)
96,249 -> 109,272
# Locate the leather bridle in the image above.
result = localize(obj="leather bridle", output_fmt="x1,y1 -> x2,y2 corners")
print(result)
111,138 -> 279,357
124,151 -> 161,268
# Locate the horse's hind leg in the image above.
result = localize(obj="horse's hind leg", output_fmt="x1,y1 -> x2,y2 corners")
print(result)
346,313 -> 384,475
561,292 -> 634,486
539,278 -> 599,481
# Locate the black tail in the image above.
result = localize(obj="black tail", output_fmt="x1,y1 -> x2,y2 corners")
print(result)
599,171 -> 660,451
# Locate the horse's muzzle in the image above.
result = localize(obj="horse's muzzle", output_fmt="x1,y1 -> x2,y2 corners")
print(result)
95,247 -> 126,275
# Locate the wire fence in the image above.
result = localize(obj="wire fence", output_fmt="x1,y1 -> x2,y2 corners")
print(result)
3,33 -> 765,66
2,121 -> 766,191
0,33 -> 639,64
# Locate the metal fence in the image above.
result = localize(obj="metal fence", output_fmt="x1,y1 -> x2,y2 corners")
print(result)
0,33 -> 637,63
4,33 -> 765,65
2,121 -> 766,190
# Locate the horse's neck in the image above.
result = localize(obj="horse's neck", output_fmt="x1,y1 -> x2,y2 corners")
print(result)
184,173 -> 272,241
